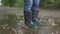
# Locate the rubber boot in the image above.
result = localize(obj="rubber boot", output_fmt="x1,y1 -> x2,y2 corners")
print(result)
32,11 -> 42,27
24,11 -> 35,29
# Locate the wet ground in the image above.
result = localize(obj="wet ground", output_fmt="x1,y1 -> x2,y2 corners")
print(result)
0,7 -> 60,34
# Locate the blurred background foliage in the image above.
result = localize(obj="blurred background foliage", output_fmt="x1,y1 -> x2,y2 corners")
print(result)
40,0 -> 60,8
2,0 -> 24,7
0,0 -> 60,8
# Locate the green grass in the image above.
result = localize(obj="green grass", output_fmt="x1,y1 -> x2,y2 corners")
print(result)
14,0 -> 24,7
2,0 -> 24,7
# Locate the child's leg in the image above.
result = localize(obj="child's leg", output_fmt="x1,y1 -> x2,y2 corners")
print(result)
32,0 -> 40,19
31,0 -> 40,21
32,0 -> 42,26
24,0 -> 33,12
24,0 -> 35,29
31,0 -> 40,34
31,0 -> 40,11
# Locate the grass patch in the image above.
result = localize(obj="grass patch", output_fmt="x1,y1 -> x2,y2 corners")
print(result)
14,0 -> 24,7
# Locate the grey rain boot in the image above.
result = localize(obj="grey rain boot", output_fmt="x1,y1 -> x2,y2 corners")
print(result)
24,11 -> 35,29
32,10 -> 42,26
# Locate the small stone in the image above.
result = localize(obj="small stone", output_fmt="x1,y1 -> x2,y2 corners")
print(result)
10,33 -> 12,34
56,31 -> 58,34
7,26 -> 10,29
52,32 -> 54,34
5,24 -> 8,26
3,26 -> 5,29
12,28 -> 15,31
17,30 -> 23,34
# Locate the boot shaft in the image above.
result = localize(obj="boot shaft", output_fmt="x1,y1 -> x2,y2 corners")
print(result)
24,11 -> 35,28
32,11 -> 39,21
24,11 -> 32,25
